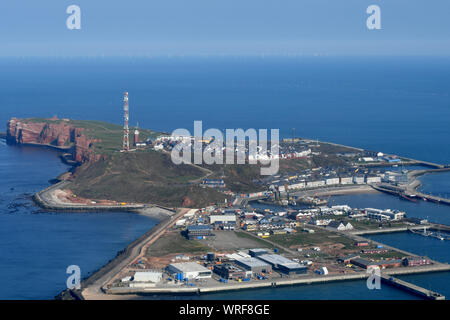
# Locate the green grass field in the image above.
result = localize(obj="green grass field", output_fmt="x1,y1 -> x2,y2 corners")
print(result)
146,232 -> 211,257
70,151 -> 230,207
25,118 -> 160,154
268,228 -> 356,249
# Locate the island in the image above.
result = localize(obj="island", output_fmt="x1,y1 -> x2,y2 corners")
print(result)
3,117 -> 450,300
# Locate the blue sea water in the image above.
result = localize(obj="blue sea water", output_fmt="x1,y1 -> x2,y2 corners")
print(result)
419,171 -> 450,199
1,56 -> 450,163
0,141 -> 158,299
366,233 -> 450,298
0,56 -> 449,299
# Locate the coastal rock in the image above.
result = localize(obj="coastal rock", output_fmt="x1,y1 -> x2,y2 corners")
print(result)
6,118 -> 100,163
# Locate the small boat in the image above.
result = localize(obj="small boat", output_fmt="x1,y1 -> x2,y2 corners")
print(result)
400,194 -> 418,203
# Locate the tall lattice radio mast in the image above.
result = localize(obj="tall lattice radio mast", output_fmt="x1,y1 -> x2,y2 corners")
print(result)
123,92 -> 130,152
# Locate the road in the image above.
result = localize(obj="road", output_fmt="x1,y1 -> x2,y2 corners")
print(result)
81,207 -> 188,300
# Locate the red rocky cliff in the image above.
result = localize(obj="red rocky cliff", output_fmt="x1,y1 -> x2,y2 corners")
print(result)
7,118 -> 100,163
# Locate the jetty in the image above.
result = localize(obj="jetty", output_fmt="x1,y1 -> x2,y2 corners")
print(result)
380,274 -> 445,300
34,181 -> 145,212
408,227 -> 450,241
372,173 -> 450,207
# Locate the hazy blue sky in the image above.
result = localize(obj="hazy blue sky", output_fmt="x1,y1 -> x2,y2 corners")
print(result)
0,0 -> 449,56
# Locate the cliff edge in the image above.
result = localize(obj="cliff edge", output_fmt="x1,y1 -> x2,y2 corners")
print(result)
6,117 -> 100,163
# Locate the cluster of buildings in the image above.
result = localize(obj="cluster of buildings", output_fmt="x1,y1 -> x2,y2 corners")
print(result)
177,202 -> 406,242
168,248 -> 308,284
294,205 -> 406,228
260,167 -> 384,194
364,208 -> 407,221
124,247 -> 311,288
200,179 -> 226,189
337,254 -> 432,270
357,152 -> 402,164
149,135 -> 314,163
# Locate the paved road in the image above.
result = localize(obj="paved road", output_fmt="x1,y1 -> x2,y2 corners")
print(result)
81,208 -> 187,300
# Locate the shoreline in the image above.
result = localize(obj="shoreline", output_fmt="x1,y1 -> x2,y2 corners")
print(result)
4,135 -> 449,300
101,264 -> 450,298
57,210 -> 173,300
78,208 -> 188,300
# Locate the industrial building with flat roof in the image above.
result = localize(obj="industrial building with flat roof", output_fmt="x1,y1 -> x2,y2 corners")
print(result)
249,248 -> 269,257
186,225 -> 214,240
132,271 -> 163,283
257,254 -> 308,275
234,257 -> 272,274
166,262 -> 212,280
213,264 -> 249,280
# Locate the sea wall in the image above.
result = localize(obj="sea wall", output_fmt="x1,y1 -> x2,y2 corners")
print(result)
6,118 -> 100,163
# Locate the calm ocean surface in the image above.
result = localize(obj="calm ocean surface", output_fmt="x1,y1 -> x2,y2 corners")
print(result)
0,141 -> 158,299
0,56 -> 449,299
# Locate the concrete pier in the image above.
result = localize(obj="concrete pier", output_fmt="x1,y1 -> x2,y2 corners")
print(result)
373,182 -> 450,206
381,274 -> 445,300
351,226 -> 427,236
34,181 -> 146,212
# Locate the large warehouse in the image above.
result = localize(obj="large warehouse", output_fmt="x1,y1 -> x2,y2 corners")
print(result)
249,248 -> 269,257
166,262 -> 212,280
257,254 -> 308,275
234,257 -> 272,274
132,271 -> 162,283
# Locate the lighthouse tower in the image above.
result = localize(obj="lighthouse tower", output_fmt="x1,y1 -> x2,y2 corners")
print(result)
134,123 -> 140,146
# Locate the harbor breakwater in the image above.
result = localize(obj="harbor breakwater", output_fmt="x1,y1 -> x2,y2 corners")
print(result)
57,212 -> 171,300
104,264 -> 450,299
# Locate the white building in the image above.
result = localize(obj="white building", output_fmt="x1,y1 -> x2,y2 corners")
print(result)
306,180 -> 325,188
365,208 -> 406,221
166,262 -> 212,280
209,214 -> 236,224
340,176 -> 354,185
353,176 -> 366,184
326,177 -> 340,186
310,219 -> 334,226
327,221 -> 354,231
366,175 -> 382,184
132,271 -> 163,283
287,182 -> 306,190
331,205 -> 352,212
383,171 -> 408,184
175,219 -> 187,226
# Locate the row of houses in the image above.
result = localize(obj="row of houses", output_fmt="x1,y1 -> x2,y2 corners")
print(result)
343,256 -> 432,270
272,174 -> 382,193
